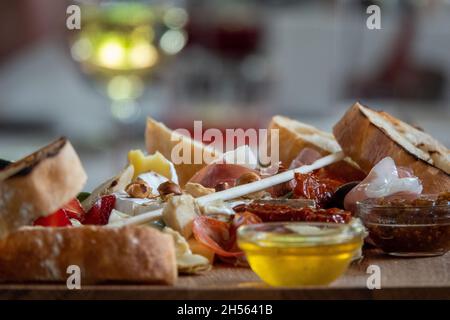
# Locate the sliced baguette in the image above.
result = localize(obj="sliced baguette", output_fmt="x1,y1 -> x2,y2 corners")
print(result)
146,117 -> 221,186
333,102 -> 450,193
0,138 -> 87,237
268,115 -> 365,182
0,226 -> 177,284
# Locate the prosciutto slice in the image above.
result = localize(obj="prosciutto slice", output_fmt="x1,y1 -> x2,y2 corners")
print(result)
344,157 -> 423,211
188,146 -> 260,188
188,163 -> 258,189
192,212 -> 262,258
289,148 -> 323,168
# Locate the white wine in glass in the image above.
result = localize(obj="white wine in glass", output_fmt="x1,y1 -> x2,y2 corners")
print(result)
69,0 -> 188,122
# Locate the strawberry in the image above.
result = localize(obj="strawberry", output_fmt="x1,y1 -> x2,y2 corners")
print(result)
62,198 -> 85,221
83,195 -> 116,225
33,209 -> 72,227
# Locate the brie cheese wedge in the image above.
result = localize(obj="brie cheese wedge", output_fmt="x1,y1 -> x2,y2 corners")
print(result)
108,209 -> 131,224
114,192 -> 163,216
137,172 -> 168,195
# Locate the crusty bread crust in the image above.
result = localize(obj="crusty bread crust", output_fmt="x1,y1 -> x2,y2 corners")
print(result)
0,138 -> 87,237
146,118 -> 221,186
333,102 -> 450,193
268,115 -> 365,182
0,226 -> 177,284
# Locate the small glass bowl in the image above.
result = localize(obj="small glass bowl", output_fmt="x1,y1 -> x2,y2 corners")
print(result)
357,195 -> 450,257
237,222 -> 364,287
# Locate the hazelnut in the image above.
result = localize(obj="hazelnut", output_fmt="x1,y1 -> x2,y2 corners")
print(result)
158,181 -> 182,200
236,172 -> 261,185
236,172 -> 265,199
215,182 -> 230,192
270,165 -> 293,197
184,182 -> 215,198
125,181 -> 152,198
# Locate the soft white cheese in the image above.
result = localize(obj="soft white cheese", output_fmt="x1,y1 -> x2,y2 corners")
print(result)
108,209 -> 131,224
163,227 -> 211,273
217,145 -> 258,169
114,192 -> 163,216
69,219 -> 83,227
137,172 -> 168,195
168,161 -> 179,184
162,194 -> 198,239
135,160 -> 179,188
200,200 -> 235,215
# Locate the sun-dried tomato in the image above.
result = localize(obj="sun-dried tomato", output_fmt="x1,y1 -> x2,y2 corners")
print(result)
293,172 -> 343,208
234,202 -> 352,224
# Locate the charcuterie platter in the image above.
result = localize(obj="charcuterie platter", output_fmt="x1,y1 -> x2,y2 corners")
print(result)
0,102 -> 449,297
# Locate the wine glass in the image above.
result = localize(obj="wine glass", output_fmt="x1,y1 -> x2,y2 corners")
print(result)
68,0 -> 188,123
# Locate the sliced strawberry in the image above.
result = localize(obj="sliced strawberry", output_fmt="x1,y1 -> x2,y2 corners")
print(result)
62,198 -> 85,221
33,209 -> 72,227
83,195 -> 116,225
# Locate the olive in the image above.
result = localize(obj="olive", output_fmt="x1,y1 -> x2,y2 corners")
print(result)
326,181 -> 361,209
0,159 -> 12,169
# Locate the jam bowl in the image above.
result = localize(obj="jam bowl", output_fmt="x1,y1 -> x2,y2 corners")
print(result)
356,193 -> 450,257
237,221 -> 365,287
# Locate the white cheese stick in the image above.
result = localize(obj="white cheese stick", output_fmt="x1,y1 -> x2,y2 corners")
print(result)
111,152 -> 344,227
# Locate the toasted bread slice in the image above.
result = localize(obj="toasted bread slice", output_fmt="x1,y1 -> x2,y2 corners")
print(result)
268,115 -> 365,182
333,102 -> 450,193
146,117 -> 221,186
0,138 -> 87,237
0,226 -> 177,284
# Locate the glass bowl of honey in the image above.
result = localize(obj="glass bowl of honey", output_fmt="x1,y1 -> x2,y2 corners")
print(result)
237,221 -> 365,287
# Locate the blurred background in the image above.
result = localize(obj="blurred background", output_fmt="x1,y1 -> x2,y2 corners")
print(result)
0,0 -> 449,189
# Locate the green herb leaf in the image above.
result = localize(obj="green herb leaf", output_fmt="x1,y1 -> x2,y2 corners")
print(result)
77,192 -> 91,202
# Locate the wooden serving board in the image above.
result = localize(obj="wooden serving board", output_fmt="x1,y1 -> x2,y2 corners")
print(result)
1,249 -> 449,300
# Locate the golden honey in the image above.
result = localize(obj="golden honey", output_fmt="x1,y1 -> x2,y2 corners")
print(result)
238,222 -> 364,287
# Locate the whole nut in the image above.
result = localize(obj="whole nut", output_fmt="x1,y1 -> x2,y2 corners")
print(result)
236,172 -> 261,186
158,181 -> 182,200
125,181 -> 152,198
184,182 -> 215,198
215,182 -> 230,192
236,172 -> 264,199
270,165 -> 293,197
